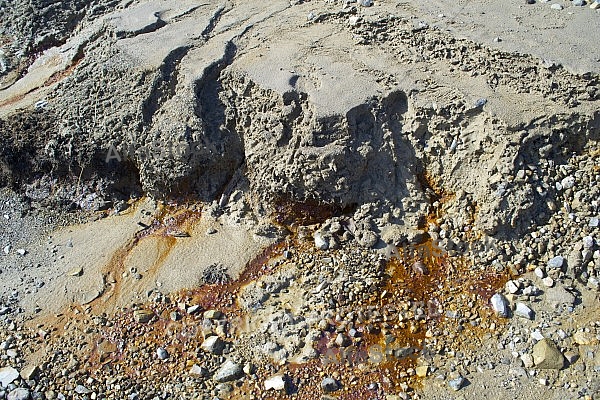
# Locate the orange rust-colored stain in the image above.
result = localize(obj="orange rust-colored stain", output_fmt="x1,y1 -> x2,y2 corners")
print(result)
88,205 -> 202,313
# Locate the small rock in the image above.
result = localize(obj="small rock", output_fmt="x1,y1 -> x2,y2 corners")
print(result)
448,376 -> 465,391
534,267 -> 546,278
133,309 -> 154,323
335,333 -> 351,347
531,330 -> 545,341
214,360 -> 243,382
532,339 -> 565,369
582,236 -> 594,249
573,0 -> 584,5
190,364 -> 209,377
506,280 -> 520,294
186,305 -> 201,314
0,367 -> 19,387
412,261 -> 429,275
416,365 -> 429,377
521,353 -> 535,368
514,303 -> 534,319
358,0 -> 373,6
19,365 -> 38,381
156,347 -> 169,360
7,388 -> 30,400
547,256 -> 564,269
564,351 -> 579,364
542,277 -> 554,287
589,217 -> 599,227
264,374 -> 287,391
16,249 -> 26,256
573,331 -> 597,345
321,377 -> 340,393
560,176 -> 575,189
204,309 -> 223,320
550,3 -> 563,9
490,293 -> 509,317
314,231 -> 329,250
67,267 -> 83,277
201,335 -> 225,355
75,385 -> 91,394
475,98 -> 487,107
592,0 -> 600,8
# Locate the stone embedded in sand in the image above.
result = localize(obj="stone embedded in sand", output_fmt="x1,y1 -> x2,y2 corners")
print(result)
490,293 -> 510,317
133,309 -> 154,323
67,266 -> 83,276
264,374 -> 287,391
533,339 -> 565,369
0,366 -> 19,387
214,360 -> 243,382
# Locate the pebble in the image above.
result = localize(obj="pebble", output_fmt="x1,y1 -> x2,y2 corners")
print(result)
321,377 -> 340,393
214,360 -> 243,382
74,385 -> 91,394
591,1 -> 600,9
534,267 -> 546,278
7,388 -> 30,400
532,339 -> 565,369
547,256 -> 564,269
521,353 -> 535,368
542,277 -> 554,287
506,280 -> 520,294
514,303 -> 534,319
415,365 -> 428,377
190,364 -> 209,377
358,0 -> 373,6
561,176 -> 575,189
531,330 -> 545,341
448,376 -> 465,391
590,217 -> 599,227
264,374 -> 287,391
156,347 -> 169,360
490,293 -> 510,317
573,0 -> 584,5
582,236 -> 594,249
550,3 -> 564,9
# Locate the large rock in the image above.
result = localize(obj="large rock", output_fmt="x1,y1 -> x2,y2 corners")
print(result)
0,366 -> 19,387
7,388 -> 30,400
214,360 -> 243,382
545,286 -> 575,307
532,339 -> 565,369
